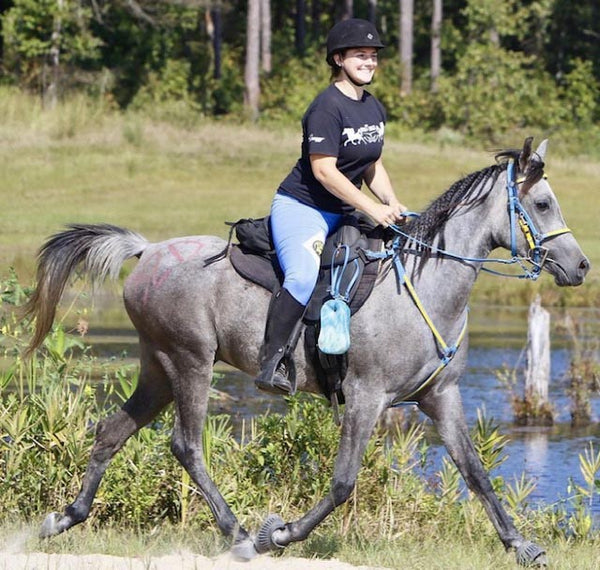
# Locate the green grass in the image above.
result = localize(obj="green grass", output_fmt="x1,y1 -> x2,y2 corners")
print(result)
1,87 -> 598,303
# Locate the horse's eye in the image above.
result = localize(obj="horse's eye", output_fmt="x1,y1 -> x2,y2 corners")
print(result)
535,199 -> 550,212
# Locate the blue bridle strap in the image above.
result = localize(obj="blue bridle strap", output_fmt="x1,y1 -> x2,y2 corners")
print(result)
507,160 -> 520,257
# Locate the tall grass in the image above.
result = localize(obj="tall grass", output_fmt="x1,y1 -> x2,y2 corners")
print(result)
1,88 -> 598,306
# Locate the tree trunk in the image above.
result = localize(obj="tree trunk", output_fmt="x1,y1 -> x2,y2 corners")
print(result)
367,0 -> 377,23
399,0 -> 413,95
489,28 -> 499,46
295,0 -> 306,56
342,0 -> 353,20
260,0 -> 271,73
44,0 -> 63,109
209,4 -> 222,80
525,295 -> 550,406
430,0 -> 442,93
311,0 -> 322,40
244,0 -> 261,120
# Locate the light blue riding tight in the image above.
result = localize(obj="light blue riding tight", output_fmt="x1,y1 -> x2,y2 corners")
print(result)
270,193 -> 343,305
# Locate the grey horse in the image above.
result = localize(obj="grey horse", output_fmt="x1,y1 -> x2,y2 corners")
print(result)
24,138 -> 589,566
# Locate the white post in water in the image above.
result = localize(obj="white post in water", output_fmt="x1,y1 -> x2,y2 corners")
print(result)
525,295 -> 550,405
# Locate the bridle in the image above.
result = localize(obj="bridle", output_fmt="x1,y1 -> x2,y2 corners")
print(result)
379,159 -> 572,281
506,159 -> 571,279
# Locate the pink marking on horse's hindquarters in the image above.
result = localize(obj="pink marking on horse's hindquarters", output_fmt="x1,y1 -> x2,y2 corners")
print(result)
132,238 -> 208,306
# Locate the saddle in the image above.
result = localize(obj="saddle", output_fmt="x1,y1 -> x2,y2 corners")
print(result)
205,215 -> 387,404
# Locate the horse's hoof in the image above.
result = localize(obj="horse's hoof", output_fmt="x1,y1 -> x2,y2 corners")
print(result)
255,514 -> 287,554
231,537 -> 258,561
40,512 -> 62,538
516,541 -> 547,567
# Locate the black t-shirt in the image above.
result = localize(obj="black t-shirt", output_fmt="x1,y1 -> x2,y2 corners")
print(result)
278,84 -> 386,214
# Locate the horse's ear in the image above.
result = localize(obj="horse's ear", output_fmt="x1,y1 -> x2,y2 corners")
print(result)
519,137 -> 533,172
535,139 -> 548,162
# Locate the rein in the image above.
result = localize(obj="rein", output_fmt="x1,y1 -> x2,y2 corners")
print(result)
385,160 -> 571,280
365,159 -> 571,406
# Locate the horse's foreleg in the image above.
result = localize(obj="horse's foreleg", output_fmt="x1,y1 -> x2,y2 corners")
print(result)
419,383 -> 547,567
255,392 -> 386,553
168,359 -> 254,559
40,365 -> 172,538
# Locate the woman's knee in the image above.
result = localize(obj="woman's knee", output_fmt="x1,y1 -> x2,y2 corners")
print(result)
284,272 -> 318,306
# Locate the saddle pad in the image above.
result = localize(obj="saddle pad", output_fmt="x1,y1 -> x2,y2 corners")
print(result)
229,243 -> 381,319
230,246 -> 281,292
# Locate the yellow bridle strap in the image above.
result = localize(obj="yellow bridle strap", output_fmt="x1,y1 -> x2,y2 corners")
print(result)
543,227 -> 572,239
400,308 -> 469,403
396,272 -> 469,403
515,173 -> 571,248
518,216 -> 537,250
402,276 -> 448,351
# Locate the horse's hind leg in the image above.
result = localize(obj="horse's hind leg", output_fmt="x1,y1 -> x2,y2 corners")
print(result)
40,348 -> 173,538
167,352 -> 255,558
419,383 -> 546,567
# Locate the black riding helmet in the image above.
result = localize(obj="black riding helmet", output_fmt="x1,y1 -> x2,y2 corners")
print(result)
326,18 -> 385,66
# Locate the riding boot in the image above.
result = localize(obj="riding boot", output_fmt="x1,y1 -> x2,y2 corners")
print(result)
254,288 -> 306,395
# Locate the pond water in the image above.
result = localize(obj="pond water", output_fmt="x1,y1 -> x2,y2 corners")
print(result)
83,303 -> 600,522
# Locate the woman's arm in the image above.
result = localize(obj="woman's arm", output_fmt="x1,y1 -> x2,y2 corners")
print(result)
310,154 -> 405,226
363,158 -> 407,215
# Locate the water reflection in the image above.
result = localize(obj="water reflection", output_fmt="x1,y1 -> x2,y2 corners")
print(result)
522,428 -> 549,483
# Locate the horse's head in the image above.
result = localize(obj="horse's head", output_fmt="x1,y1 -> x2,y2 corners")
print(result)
498,137 -> 590,286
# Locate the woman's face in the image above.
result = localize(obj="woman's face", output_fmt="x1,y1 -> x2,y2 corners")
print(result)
336,47 -> 378,85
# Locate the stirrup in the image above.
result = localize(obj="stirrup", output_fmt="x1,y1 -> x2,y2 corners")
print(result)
254,354 -> 295,395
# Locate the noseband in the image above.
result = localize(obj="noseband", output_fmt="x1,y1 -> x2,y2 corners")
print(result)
506,159 -> 571,279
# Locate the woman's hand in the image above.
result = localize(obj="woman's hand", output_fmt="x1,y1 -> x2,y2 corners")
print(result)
368,202 -> 407,227
310,155 -> 408,226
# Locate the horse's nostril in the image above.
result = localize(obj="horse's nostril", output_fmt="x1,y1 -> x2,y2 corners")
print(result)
579,258 -> 590,274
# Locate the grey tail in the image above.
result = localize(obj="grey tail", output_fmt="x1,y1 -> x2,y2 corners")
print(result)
22,223 -> 149,356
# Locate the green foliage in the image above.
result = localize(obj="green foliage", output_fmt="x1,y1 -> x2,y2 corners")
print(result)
436,43 -> 563,139
260,55 -> 330,123
472,409 -> 509,476
562,443 -> 600,541
461,0 -> 522,42
2,0 -> 101,90
562,59 -> 600,126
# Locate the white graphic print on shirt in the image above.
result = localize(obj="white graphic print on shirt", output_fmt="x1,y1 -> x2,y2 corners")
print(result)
342,122 -> 384,146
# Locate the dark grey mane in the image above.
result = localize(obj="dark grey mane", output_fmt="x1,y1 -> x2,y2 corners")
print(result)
400,149 -> 545,257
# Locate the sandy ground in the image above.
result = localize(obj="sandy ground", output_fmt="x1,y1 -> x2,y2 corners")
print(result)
0,551 -> 387,570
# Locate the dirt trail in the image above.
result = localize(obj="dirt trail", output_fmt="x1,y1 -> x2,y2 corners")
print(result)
0,552 -> 388,570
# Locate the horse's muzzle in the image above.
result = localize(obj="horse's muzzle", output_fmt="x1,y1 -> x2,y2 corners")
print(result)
549,255 -> 590,287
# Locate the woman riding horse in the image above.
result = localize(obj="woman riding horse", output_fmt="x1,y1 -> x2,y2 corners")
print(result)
254,19 -> 407,395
